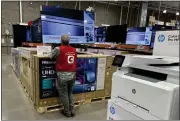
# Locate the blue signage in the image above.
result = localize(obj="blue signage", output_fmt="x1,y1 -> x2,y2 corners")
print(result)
158,34 -> 165,42
110,106 -> 115,114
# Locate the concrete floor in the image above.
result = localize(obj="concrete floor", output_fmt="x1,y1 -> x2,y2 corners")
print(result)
2,55 -> 107,120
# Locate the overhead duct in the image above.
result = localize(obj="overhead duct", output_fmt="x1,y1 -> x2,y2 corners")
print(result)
19,0 -> 22,23
139,2 -> 148,27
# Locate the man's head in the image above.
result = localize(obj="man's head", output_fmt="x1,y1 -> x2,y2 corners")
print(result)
61,35 -> 70,45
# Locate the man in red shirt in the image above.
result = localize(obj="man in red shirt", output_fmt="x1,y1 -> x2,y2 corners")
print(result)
49,35 -> 77,117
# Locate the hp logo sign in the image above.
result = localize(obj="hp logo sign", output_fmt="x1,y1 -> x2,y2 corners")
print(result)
110,106 -> 115,114
132,89 -> 136,94
158,35 -> 165,42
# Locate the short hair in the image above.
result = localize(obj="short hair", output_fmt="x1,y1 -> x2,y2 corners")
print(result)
61,35 -> 70,45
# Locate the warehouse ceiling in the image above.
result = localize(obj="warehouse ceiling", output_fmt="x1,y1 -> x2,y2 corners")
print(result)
148,1 -> 180,12
97,1 -> 179,13
149,1 -> 179,10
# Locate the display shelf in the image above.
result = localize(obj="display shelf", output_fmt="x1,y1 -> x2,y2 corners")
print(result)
88,43 -> 112,48
88,45 -> 152,55
22,42 -> 51,47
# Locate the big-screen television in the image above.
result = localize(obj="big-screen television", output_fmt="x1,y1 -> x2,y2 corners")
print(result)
126,26 -> 152,45
12,25 -> 30,47
41,8 -> 95,44
106,24 -> 127,44
94,26 -> 106,42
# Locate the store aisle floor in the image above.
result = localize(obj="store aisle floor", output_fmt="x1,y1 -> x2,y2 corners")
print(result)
2,55 -> 107,120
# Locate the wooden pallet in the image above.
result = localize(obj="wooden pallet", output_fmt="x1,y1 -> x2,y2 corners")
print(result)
19,81 -> 34,104
36,100 -> 83,114
83,96 -> 111,104
20,82 -> 30,96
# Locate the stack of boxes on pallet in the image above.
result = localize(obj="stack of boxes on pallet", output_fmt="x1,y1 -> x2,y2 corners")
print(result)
13,48 -> 116,113
11,48 -> 22,78
32,54 -> 116,113
105,56 -> 117,97
19,48 -> 37,102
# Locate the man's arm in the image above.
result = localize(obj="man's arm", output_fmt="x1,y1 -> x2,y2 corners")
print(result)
49,47 -> 60,59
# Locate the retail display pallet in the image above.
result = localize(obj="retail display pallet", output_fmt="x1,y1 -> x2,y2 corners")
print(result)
83,96 -> 111,104
18,80 -> 34,104
20,81 -> 29,95
35,96 -> 111,114
36,100 -> 83,114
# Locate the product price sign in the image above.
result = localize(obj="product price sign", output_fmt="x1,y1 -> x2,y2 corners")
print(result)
153,30 -> 179,57
39,58 -> 59,99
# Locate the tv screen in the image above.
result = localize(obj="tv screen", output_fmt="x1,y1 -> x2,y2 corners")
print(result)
12,25 -> 30,47
26,28 -> 31,42
41,8 -> 95,44
106,24 -> 127,44
94,26 -> 106,42
126,26 -> 152,45
30,25 -> 42,43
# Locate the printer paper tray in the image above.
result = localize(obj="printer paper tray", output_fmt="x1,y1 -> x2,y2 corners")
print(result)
112,97 -> 161,120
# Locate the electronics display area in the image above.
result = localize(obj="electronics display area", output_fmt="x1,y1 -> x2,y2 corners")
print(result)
41,8 -> 95,44
126,27 -> 152,45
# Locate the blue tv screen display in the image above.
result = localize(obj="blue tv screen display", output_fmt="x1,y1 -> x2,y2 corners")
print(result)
94,27 -> 106,42
26,29 -> 31,42
126,27 -> 152,45
41,8 -> 95,44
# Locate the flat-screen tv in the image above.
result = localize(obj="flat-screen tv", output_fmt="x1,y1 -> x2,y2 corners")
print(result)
29,18 -> 42,43
26,27 -> 31,42
41,8 -> 95,44
94,26 -> 106,42
126,26 -> 152,45
12,25 -> 30,47
106,24 -> 127,44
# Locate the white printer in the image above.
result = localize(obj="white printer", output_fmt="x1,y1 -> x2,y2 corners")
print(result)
108,55 -> 179,120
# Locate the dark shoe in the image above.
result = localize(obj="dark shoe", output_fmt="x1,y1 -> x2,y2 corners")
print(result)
61,110 -> 71,117
71,109 -> 76,117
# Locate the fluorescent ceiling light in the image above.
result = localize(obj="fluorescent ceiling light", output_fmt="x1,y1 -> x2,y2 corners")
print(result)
101,24 -> 110,26
163,10 -> 167,13
176,12 -> 179,16
20,23 -> 28,26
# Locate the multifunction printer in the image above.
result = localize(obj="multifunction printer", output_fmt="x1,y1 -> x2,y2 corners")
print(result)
108,55 -> 179,120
